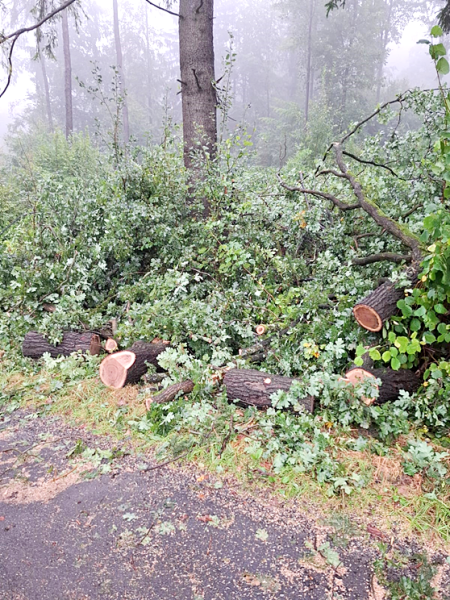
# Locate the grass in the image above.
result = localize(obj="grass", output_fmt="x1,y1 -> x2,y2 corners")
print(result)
1,351 -> 450,555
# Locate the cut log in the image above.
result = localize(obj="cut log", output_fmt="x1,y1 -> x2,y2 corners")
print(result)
22,331 -> 101,359
99,342 -> 169,389
223,368 -> 314,413
353,280 -> 405,332
104,338 -> 119,353
343,366 -> 421,405
146,380 -> 194,408
255,325 -> 267,336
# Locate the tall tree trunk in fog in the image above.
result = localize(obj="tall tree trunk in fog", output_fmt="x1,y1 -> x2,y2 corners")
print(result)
376,0 -> 393,103
37,41 -> 53,132
305,0 -> 314,124
113,0 -> 130,143
179,0 -> 217,200
145,6 -> 152,126
61,9 -> 73,138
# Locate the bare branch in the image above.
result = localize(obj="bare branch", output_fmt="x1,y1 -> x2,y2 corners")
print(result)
0,0 -> 77,44
401,203 -> 423,219
144,0 -> 181,17
342,150 -> 405,180
277,174 -> 360,211
352,253 -> 412,266
0,0 -> 77,100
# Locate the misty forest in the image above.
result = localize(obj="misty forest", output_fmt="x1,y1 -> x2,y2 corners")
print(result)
2,0 -> 450,595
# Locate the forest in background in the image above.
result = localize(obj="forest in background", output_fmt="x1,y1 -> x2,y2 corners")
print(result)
1,2 -> 450,584
1,0 -> 449,163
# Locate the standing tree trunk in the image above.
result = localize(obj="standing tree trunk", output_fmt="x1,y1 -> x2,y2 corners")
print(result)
145,5 -> 152,127
61,9 -> 73,138
304,0 -> 314,124
113,0 -> 130,144
179,0 -> 217,214
37,41 -> 53,132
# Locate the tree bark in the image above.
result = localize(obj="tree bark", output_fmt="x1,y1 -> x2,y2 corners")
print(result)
223,369 -> 314,413
61,9 -> 73,138
37,40 -> 53,132
344,366 -> 421,405
304,0 -> 314,124
23,332 -> 101,359
179,0 -> 217,214
353,280 -> 405,332
150,380 -> 194,405
113,0 -> 130,144
99,342 -> 169,389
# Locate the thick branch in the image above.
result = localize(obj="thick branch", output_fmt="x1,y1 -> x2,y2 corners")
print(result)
144,0 -> 181,17
333,144 -> 423,263
352,253 -> 412,266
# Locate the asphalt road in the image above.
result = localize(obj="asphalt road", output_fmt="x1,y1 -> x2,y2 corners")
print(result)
0,410 -> 448,600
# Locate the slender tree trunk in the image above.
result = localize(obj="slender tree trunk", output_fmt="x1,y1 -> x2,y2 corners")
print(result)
61,9 -> 73,138
113,0 -> 130,144
145,6 -> 152,126
305,0 -> 314,124
179,0 -> 217,191
37,41 -> 53,132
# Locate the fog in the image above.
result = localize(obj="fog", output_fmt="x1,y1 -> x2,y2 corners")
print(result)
0,0 -> 447,160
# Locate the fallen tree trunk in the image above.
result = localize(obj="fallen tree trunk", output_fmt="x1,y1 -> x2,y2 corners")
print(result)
23,331 -> 102,359
99,342 -> 169,389
223,368 -> 314,413
343,366 -> 421,405
353,280 -> 405,332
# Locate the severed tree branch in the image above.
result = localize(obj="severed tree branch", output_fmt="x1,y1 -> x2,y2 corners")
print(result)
144,0 -> 181,17
352,253 -> 412,266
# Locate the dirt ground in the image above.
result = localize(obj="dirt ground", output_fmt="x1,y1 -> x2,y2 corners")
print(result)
1,410 -> 449,600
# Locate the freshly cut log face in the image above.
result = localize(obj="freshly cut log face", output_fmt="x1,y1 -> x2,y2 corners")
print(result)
353,280 -> 405,332
99,342 -> 169,389
343,366 -> 421,405
23,331 -> 101,359
104,338 -> 119,353
343,368 -> 378,406
223,368 -> 314,413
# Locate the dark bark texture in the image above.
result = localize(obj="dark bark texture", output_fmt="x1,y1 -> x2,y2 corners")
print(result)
353,280 -> 405,332
152,380 -> 194,404
23,332 -> 101,359
223,369 -> 314,413
37,41 -> 53,132
346,366 -> 421,404
179,0 -> 217,175
61,9 -> 73,138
